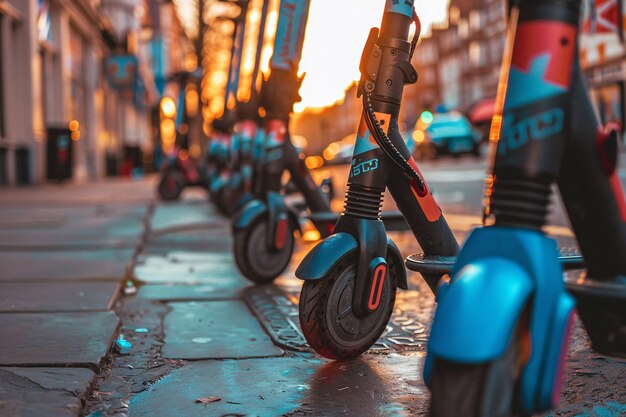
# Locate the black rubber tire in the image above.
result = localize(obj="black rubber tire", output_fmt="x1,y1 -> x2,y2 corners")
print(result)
157,169 -> 184,201
299,252 -> 398,360
429,328 -> 524,417
213,186 -> 238,217
233,216 -> 295,284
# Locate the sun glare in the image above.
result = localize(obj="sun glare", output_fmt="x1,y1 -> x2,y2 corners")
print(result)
205,0 -> 450,118
296,0 -> 450,111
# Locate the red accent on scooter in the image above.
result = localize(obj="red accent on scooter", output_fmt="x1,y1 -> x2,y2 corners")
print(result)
266,119 -> 287,144
596,125 -> 626,221
512,21 -> 577,88
275,218 -> 288,250
180,156 -> 200,183
407,157 -> 442,222
368,264 -> 387,310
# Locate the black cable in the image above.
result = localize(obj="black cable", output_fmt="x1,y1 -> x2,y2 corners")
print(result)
359,8 -> 426,193
363,92 -> 425,193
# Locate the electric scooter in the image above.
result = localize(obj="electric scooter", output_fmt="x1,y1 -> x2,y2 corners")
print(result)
425,0 -> 626,415
207,0 -> 250,210
212,0 -> 270,215
295,0 -> 460,359
295,0 -> 585,362
157,70 -> 206,201
231,0 -> 338,284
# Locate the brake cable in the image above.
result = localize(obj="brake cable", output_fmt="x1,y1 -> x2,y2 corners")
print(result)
362,9 -> 426,193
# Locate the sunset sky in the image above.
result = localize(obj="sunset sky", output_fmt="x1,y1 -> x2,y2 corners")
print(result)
296,0 -> 450,111
201,0 -> 450,116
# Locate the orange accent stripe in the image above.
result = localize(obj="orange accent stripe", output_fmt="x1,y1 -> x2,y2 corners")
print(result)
411,187 -> 442,222
275,218 -> 288,250
407,157 -> 442,222
373,112 -> 391,135
368,265 -> 387,310
357,114 -> 368,137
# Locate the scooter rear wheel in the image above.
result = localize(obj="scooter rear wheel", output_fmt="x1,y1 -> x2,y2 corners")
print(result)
429,327 -> 525,417
213,187 -> 238,217
158,169 -> 185,201
233,217 -> 295,284
299,253 -> 397,360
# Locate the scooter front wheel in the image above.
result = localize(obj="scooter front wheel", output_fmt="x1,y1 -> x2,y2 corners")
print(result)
429,324 -> 526,417
299,253 -> 397,360
233,217 -> 295,284
158,169 -> 185,201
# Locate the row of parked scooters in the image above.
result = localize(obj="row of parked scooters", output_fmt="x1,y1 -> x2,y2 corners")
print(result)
157,0 -> 626,416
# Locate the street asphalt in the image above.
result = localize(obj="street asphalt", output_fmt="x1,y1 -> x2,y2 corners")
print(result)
0,154 -> 624,417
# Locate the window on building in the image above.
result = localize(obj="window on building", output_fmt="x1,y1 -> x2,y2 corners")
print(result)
69,28 -> 86,132
469,10 -> 481,33
423,68 -> 435,84
0,14 -> 5,140
449,6 -> 460,25
418,42 -> 437,64
458,18 -> 468,39
470,41 -> 485,67
38,0 -> 56,126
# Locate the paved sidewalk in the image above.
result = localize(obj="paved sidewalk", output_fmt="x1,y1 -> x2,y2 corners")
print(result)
1,176 -> 624,417
0,179 -> 152,416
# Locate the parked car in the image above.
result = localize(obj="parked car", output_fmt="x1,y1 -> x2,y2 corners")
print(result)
412,111 -> 482,159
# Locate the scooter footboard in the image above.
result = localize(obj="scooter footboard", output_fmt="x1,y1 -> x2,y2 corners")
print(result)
427,258 -> 534,365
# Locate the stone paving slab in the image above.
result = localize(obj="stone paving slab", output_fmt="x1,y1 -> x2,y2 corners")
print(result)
150,201 -> 225,233
0,205 -> 147,222
0,311 -> 119,369
162,301 -> 283,359
137,284 -> 244,301
0,282 -> 120,312
127,354 -> 426,417
138,250 -> 235,264
146,230 -> 232,251
0,225 -> 143,249
0,249 -> 133,281
134,254 -> 243,284
0,179 -> 155,206
0,367 -> 95,417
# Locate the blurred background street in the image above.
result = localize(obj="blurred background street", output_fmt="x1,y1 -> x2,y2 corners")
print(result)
1,0 -> 625,185
0,154 -> 624,416
2,0 -> 626,416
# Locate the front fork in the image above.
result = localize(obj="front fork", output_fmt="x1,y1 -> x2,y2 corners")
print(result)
336,114 -> 458,317
559,62 -> 626,280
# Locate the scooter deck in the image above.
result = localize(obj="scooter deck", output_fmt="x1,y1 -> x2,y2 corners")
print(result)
406,250 -> 585,275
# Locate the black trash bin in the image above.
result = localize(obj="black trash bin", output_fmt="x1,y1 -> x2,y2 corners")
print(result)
15,147 -> 30,184
46,127 -> 73,181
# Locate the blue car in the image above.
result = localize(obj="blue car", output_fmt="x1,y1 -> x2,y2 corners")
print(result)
412,112 -> 482,159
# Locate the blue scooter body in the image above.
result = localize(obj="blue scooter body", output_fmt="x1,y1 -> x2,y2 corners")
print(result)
425,226 -> 575,415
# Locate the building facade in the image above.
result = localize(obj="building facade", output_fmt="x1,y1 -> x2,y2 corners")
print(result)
0,0 -> 191,185
406,0 -> 507,116
580,0 -> 626,134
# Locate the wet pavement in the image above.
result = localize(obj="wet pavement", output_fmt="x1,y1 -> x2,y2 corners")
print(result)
1,156 -> 625,416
